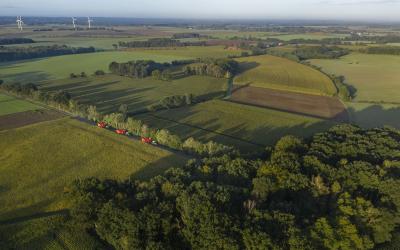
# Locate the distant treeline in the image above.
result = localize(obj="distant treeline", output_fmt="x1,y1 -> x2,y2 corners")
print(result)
0,38 -> 35,45
0,45 -> 96,62
293,46 -> 349,60
172,33 -> 202,39
118,38 -> 206,48
109,58 -> 238,79
360,46 -> 400,55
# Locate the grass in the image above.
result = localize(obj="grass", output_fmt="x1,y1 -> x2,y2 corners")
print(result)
234,55 -> 337,96
0,46 -> 244,83
0,117 -> 188,221
40,74 -> 227,113
309,53 -> 400,103
346,102 -> 400,129
0,93 -> 42,116
137,100 -> 336,153
0,214 -> 104,249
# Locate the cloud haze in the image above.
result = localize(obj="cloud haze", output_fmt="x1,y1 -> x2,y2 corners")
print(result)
0,0 -> 399,21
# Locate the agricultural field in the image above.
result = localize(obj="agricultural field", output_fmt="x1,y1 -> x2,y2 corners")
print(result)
40,74 -> 227,113
310,53 -> 400,103
137,100 -> 336,152
230,86 -> 347,121
0,46 -> 244,83
0,117 -> 188,221
234,55 -> 337,96
0,93 -> 42,116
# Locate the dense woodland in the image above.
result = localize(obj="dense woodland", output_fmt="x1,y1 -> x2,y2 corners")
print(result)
109,58 -> 239,80
0,37 -> 35,45
66,124 -> 400,249
0,45 -> 95,62
293,46 -> 349,60
360,46 -> 400,55
118,38 -> 206,48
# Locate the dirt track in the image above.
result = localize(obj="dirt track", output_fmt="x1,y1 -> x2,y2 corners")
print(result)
230,85 -> 348,121
0,109 -> 65,131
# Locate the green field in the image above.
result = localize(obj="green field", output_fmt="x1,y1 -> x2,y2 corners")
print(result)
0,94 -> 42,116
310,53 -> 400,103
137,100 -> 336,152
40,74 -> 227,113
234,55 -> 337,96
0,117 -> 188,221
0,46 -> 244,83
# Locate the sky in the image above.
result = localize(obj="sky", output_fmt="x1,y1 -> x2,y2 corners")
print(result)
1,0 -> 400,22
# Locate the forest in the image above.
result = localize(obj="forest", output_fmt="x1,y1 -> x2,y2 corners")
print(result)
118,38 -> 206,48
0,37 -> 35,45
360,46 -> 400,55
293,46 -> 349,60
0,45 -> 95,62
66,124 -> 400,249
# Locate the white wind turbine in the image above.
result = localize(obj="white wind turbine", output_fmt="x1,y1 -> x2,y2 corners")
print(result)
16,16 -> 23,31
87,17 -> 93,29
72,17 -> 77,30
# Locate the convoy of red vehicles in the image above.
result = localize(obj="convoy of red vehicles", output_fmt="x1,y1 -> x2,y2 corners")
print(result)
97,122 -> 157,145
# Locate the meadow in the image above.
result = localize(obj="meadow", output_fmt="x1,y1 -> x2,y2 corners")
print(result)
0,93 -> 42,116
0,117 -> 188,221
137,100 -> 336,152
310,53 -> 400,103
234,55 -> 337,96
0,46 -> 244,83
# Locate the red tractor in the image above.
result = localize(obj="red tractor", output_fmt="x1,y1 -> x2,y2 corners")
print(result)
141,137 -> 153,144
116,129 -> 128,135
97,122 -> 107,128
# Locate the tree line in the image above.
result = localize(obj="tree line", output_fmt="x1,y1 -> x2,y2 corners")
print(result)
0,81 -> 232,158
109,58 -> 239,80
0,38 -> 35,45
118,38 -> 206,48
0,45 -> 95,62
66,124 -> 400,249
359,46 -> 400,55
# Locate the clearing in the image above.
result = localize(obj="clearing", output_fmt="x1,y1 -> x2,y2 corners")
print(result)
309,53 -> 400,103
234,55 -> 337,96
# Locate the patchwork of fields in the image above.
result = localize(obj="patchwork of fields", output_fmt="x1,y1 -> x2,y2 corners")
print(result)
0,46 -> 244,83
234,55 -> 337,96
310,53 -> 400,103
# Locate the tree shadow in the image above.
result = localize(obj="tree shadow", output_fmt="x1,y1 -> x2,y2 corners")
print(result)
237,61 -> 261,74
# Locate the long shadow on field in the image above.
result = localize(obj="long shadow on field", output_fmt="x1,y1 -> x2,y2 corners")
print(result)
347,104 -> 400,129
130,154 -> 190,180
237,61 -> 261,74
40,78 -> 157,113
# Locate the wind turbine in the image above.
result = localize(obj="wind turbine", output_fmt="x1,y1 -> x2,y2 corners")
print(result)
72,17 -> 77,30
16,16 -> 23,31
87,17 -> 93,29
